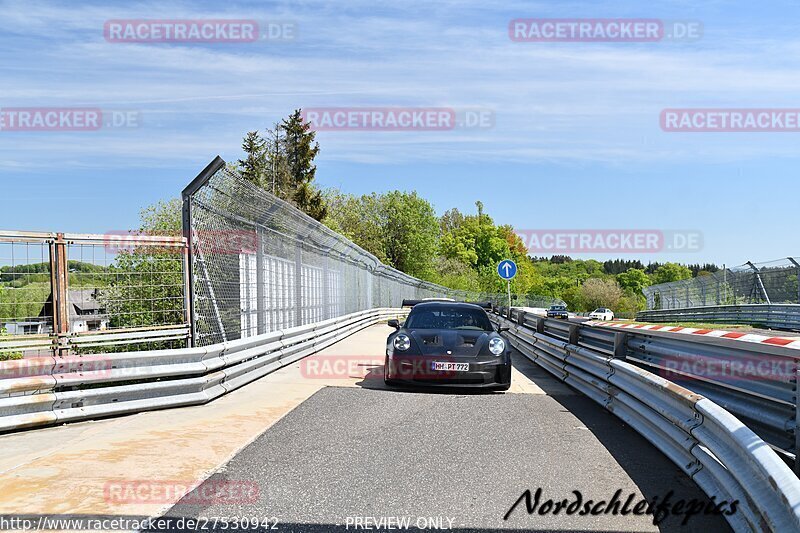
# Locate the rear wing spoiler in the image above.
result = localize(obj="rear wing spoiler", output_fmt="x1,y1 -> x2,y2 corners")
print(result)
401,299 -> 494,310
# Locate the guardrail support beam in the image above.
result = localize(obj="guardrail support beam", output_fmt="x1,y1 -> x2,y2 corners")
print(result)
568,324 -> 579,345
613,332 -> 628,360
536,317 -> 545,334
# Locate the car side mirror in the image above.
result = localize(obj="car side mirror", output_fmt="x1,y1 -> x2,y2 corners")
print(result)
388,319 -> 400,330
498,326 -> 510,333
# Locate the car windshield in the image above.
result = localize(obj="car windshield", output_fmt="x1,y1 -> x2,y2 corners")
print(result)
550,306 -> 566,311
405,306 -> 493,331
594,308 -> 604,312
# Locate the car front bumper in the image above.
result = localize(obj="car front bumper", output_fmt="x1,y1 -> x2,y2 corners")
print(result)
385,355 -> 511,388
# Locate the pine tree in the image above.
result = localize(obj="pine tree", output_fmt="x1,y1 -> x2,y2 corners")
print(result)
280,109 -> 326,220
238,131 -> 268,187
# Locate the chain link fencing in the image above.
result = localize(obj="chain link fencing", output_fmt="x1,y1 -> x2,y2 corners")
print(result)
644,258 -> 800,310
182,157 -> 562,347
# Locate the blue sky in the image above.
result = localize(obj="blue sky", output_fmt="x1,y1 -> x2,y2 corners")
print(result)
1,0 -> 799,266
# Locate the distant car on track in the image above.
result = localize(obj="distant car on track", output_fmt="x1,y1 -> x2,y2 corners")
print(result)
589,308 -> 614,321
546,304 -> 569,319
384,300 -> 511,390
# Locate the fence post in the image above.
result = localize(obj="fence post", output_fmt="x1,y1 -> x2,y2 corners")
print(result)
181,195 -> 196,347
256,227 -> 265,335
181,238 -> 191,345
50,233 -> 69,356
322,254 -> 330,320
366,267 -> 373,310
294,247 -> 303,327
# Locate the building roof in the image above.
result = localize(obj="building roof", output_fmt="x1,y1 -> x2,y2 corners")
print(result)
69,289 -> 108,321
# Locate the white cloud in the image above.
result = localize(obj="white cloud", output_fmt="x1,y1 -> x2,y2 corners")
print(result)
2,0 -> 800,167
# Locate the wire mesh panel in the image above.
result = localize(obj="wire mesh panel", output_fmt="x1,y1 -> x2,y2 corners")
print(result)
0,231 -> 189,356
0,238 -> 52,360
69,240 -> 186,333
183,158 -> 495,346
645,258 -> 800,310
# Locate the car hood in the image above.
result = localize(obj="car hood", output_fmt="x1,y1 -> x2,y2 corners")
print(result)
407,330 -> 491,357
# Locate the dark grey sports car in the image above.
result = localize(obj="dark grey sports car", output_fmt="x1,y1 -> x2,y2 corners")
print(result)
384,300 -> 512,390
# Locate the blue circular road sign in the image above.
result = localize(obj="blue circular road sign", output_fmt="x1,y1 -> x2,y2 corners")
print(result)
497,259 -> 517,280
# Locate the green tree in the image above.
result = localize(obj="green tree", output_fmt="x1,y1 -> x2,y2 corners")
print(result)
0,327 -> 23,360
382,191 -> 439,278
236,110 -> 327,220
281,109 -> 326,220
652,262 -> 693,285
323,190 -> 388,263
237,131 -> 268,188
139,198 -> 182,234
617,268 -> 651,295
581,278 -> 624,311
323,190 -> 439,279
101,200 -> 184,347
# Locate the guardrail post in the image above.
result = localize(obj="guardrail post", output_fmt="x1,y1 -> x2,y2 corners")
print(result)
613,332 -> 628,360
568,324 -> 579,345
536,317 -> 544,334
517,312 -> 525,326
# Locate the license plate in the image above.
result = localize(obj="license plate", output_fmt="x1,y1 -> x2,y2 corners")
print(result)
431,362 -> 469,372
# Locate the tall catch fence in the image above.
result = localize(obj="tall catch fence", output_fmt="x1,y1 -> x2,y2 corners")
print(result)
644,258 -> 800,310
182,157 -> 560,346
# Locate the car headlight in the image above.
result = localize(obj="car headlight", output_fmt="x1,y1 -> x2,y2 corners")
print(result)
489,337 -> 505,356
393,334 -> 411,351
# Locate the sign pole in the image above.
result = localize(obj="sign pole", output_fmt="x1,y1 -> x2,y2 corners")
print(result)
507,280 -> 511,310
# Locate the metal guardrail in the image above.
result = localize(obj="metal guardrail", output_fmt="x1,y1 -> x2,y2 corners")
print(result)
637,304 -> 800,331
0,308 -> 405,432
561,316 -> 800,465
493,308 -> 800,532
